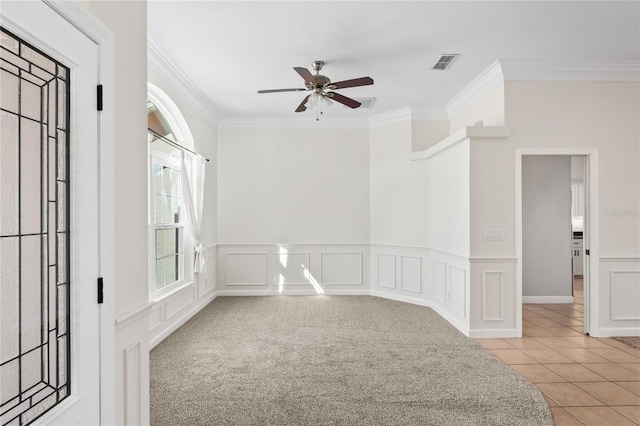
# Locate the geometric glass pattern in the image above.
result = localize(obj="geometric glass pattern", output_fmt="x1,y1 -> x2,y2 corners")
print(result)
1,27 -> 71,426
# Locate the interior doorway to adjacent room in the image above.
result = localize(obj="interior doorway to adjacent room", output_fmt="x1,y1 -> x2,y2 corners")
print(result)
516,149 -> 599,338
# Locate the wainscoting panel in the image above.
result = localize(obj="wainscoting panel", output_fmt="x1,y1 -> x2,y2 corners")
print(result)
401,256 -> 422,293
217,244 -> 369,295
274,252 -> 312,286
469,259 -> 517,338
226,253 -> 269,286
198,247 -> 217,298
610,271 -> 640,321
165,285 -> 196,321
449,266 -> 467,318
124,342 -> 142,426
148,305 -> 164,334
377,254 -> 396,289
321,253 -> 363,285
597,258 -> 640,336
149,245 -> 218,349
482,271 -> 504,321
433,260 -> 447,305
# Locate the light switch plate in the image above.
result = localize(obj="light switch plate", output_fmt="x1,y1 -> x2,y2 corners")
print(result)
483,228 -> 504,241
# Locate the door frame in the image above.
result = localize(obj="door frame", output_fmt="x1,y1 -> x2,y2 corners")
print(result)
2,1 -> 117,424
515,148 -> 599,337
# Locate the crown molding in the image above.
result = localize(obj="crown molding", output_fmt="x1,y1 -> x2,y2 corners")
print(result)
500,59 -> 640,82
368,106 -> 449,128
446,60 -> 504,119
148,39 -> 222,126
217,116 -> 369,130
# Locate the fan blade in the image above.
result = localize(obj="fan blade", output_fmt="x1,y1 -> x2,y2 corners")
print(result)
294,67 -> 315,84
258,88 -> 307,94
327,92 -> 361,109
329,77 -> 374,90
295,95 -> 310,112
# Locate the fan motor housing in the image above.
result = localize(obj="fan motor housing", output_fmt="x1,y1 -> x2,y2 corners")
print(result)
306,74 -> 331,91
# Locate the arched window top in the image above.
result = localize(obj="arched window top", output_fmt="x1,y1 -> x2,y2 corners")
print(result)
147,82 -> 193,150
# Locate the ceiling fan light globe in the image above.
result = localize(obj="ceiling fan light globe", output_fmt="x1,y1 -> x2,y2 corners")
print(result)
306,92 -> 320,109
321,96 -> 333,110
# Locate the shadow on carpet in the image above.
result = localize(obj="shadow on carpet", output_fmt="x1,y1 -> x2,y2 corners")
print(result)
151,296 -> 552,425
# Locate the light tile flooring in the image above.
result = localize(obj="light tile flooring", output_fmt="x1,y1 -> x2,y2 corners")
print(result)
476,279 -> 640,425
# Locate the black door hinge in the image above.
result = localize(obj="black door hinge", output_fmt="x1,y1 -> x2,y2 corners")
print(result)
97,85 -> 103,111
585,249 -> 590,256
97,277 -> 104,304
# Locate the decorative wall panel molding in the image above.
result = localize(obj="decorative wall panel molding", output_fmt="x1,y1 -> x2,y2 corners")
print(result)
148,305 -> 165,333
226,253 -> 269,286
449,266 -> 467,318
217,244 -> 369,294
401,256 -> 422,293
165,286 -> 196,320
321,253 -> 363,285
610,270 -> 640,321
482,271 -> 504,321
377,254 -> 396,289
433,260 -> 447,304
274,252 -> 312,286
124,342 -> 142,426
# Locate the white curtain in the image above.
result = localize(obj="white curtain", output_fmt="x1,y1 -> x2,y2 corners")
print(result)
180,152 -> 207,273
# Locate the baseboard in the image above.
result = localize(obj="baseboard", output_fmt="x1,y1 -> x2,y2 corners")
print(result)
468,328 -> 519,338
216,289 -> 371,297
522,296 -> 574,304
149,291 -> 218,349
589,327 -> 640,337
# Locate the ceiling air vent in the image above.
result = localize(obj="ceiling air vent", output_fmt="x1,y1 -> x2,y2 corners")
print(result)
343,97 -> 376,109
432,54 -> 460,70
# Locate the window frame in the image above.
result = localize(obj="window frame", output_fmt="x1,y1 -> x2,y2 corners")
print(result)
147,84 -> 195,298
149,149 -> 187,295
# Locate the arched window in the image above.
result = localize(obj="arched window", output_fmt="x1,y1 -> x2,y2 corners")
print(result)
147,84 -> 194,294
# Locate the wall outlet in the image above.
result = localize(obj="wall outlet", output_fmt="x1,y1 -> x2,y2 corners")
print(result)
483,228 -> 504,241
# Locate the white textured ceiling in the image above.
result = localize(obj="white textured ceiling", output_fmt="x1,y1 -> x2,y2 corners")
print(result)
147,1 -> 640,121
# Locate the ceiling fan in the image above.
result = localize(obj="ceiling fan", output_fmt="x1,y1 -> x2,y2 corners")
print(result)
257,61 -> 374,116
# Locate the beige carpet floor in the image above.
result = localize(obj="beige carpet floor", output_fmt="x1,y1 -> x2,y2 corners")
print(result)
613,336 -> 640,349
150,296 -> 552,425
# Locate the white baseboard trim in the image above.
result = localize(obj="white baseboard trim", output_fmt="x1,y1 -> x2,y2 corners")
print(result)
589,327 -> 640,338
216,289 -> 371,297
469,328 -> 519,338
522,296 -> 574,304
149,291 -> 218,349
370,290 -> 470,337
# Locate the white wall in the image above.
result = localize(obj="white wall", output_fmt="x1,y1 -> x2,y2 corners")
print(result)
469,80 -> 640,337
506,81 -> 639,257
369,122 -> 429,247
450,82 -> 505,133
368,120 -> 474,334
429,140 -> 470,257
216,128 -> 370,294
83,1 -> 149,425
217,128 -> 369,244
411,119 -> 450,152
522,155 -> 572,301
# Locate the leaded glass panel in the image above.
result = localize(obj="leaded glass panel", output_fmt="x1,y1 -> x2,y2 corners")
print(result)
0,27 -> 71,426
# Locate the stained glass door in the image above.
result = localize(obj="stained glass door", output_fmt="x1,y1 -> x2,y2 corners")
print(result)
1,2 -> 102,425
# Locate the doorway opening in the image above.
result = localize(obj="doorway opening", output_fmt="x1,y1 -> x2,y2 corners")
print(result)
516,149 -> 599,338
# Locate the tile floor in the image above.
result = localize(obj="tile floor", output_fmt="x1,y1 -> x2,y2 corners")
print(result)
476,279 -> 640,425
